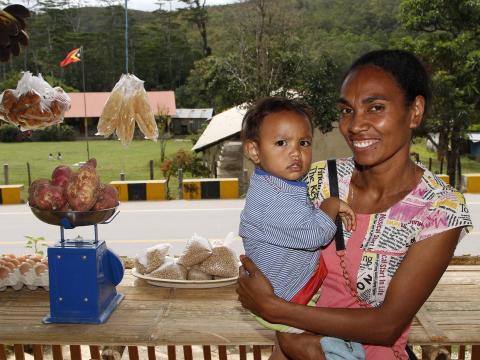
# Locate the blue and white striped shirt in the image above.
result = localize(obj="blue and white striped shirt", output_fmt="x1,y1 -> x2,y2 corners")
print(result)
239,168 -> 336,301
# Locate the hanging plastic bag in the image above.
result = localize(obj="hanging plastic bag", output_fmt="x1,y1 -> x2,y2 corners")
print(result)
97,74 -> 158,146
0,72 -> 71,131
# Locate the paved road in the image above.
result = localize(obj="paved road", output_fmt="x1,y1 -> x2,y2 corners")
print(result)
1,195 -> 480,257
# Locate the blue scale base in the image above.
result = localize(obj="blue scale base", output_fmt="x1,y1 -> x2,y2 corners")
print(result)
43,239 -> 125,324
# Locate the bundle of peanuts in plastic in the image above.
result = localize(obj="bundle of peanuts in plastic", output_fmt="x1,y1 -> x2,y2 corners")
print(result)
0,254 -> 49,291
0,72 -> 71,131
134,233 -> 239,281
97,74 -> 158,146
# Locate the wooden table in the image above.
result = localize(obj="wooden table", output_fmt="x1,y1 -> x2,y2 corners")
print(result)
1,265 -> 480,360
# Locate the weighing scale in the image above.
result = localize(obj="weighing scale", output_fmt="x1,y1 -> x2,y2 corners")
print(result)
30,205 -> 124,324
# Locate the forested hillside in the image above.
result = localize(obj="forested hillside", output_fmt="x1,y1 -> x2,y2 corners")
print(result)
0,0 -> 401,111
1,0 -> 479,186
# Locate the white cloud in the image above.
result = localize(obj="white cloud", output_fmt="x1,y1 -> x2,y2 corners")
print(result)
17,0 -> 240,12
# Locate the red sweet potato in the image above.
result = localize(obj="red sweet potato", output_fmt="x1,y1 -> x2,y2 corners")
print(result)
51,165 -> 73,188
65,164 -> 100,211
33,182 -> 67,210
92,184 -> 119,210
28,178 -> 50,207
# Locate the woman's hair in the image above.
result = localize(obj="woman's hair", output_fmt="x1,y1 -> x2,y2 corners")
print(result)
241,96 -> 313,143
344,49 -> 432,111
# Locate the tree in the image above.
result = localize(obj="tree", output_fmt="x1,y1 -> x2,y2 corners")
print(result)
399,0 -> 480,187
180,0 -> 211,57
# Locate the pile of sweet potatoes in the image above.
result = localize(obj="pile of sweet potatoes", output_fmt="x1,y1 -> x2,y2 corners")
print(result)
29,158 -> 119,211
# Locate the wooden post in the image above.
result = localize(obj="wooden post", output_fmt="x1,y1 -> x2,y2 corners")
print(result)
149,160 -> 154,180
178,168 -> 183,200
27,162 -> 31,186
3,164 -> 8,185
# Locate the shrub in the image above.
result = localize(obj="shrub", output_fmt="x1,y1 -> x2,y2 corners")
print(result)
0,123 -> 22,142
30,124 -> 75,142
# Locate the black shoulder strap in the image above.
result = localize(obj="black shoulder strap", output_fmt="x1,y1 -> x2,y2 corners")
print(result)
327,159 -> 346,252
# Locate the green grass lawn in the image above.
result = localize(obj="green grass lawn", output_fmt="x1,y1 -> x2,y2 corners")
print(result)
0,139 -> 195,199
411,138 -> 480,174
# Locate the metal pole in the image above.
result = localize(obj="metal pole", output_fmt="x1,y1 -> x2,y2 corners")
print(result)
125,0 -> 128,73
81,46 -> 90,160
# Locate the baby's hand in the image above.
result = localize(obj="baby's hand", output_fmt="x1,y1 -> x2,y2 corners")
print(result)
338,199 -> 356,231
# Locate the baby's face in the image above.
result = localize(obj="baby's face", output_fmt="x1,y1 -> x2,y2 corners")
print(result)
250,110 -> 313,181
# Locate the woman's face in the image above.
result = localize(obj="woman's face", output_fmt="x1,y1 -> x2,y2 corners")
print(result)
337,65 -> 424,168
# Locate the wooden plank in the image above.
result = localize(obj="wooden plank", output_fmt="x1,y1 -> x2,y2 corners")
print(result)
183,345 -> 193,360
33,345 -> 44,360
13,344 -> 25,360
202,345 -> 212,360
128,346 -> 139,360
52,345 -> 63,360
415,307 -> 448,342
89,345 -> 100,360
239,345 -> 247,360
147,346 -> 156,360
253,345 -> 262,360
0,344 -> 6,360
218,345 -> 227,360
70,345 -> 81,360
167,345 -> 176,360
472,345 -> 480,360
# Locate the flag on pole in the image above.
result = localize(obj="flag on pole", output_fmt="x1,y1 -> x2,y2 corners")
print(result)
59,47 -> 81,67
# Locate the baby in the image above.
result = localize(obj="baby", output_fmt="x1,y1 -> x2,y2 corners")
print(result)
239,96 -> 356,332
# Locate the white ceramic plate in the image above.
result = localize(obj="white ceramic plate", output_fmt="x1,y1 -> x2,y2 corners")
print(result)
131,268 -> 238,288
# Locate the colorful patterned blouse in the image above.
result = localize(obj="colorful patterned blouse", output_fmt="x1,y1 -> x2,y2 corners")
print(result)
305,158 -> 473,306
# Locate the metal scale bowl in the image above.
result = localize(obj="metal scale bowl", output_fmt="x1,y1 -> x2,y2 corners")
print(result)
30,204 -> 125,324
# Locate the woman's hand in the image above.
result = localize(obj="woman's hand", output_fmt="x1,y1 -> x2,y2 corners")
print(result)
236,255 -> 279,319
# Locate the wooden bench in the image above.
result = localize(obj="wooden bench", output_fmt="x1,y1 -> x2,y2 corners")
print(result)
182,178 -> 239,200
1,266 -> 479,360
0,184 -> 23,204
110,180 -> 167,201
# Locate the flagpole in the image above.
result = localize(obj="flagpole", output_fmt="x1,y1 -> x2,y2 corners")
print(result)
80,46 -> 90,160
125,0 -> 128,73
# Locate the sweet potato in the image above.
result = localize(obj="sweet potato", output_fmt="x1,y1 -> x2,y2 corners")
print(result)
51,165 -> 73,188
33,182 -> 66,211
28,178 -> 50,207
65,164 -> 100,211
92,184 -> 119,210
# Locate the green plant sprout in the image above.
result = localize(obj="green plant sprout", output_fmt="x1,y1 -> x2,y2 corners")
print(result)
24,235 -> 48,256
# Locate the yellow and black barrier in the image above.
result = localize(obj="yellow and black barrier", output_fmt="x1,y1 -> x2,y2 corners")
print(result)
182,178 -> 239,200
0,184 -> 24,204
110,180 -> 167,201
462,174 -> 480,193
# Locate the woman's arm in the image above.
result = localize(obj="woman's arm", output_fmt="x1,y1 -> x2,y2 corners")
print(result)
237,227 -> 461,345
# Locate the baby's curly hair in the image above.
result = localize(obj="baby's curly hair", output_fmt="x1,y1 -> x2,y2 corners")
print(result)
241,96 -> 313,144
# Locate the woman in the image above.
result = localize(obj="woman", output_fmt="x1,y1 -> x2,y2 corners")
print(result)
236,49 -> 473,359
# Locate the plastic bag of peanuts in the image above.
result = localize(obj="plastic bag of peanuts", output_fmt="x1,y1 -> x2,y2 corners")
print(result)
97,74 -> 158,146
149,257 -> 188,280
134,243 -> 171,274
177,233 -> 213,267
0,72 -> 71,131
197,241 -> 239,278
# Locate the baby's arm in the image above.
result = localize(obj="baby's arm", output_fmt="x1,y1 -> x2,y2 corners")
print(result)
319,197 -> 356,231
